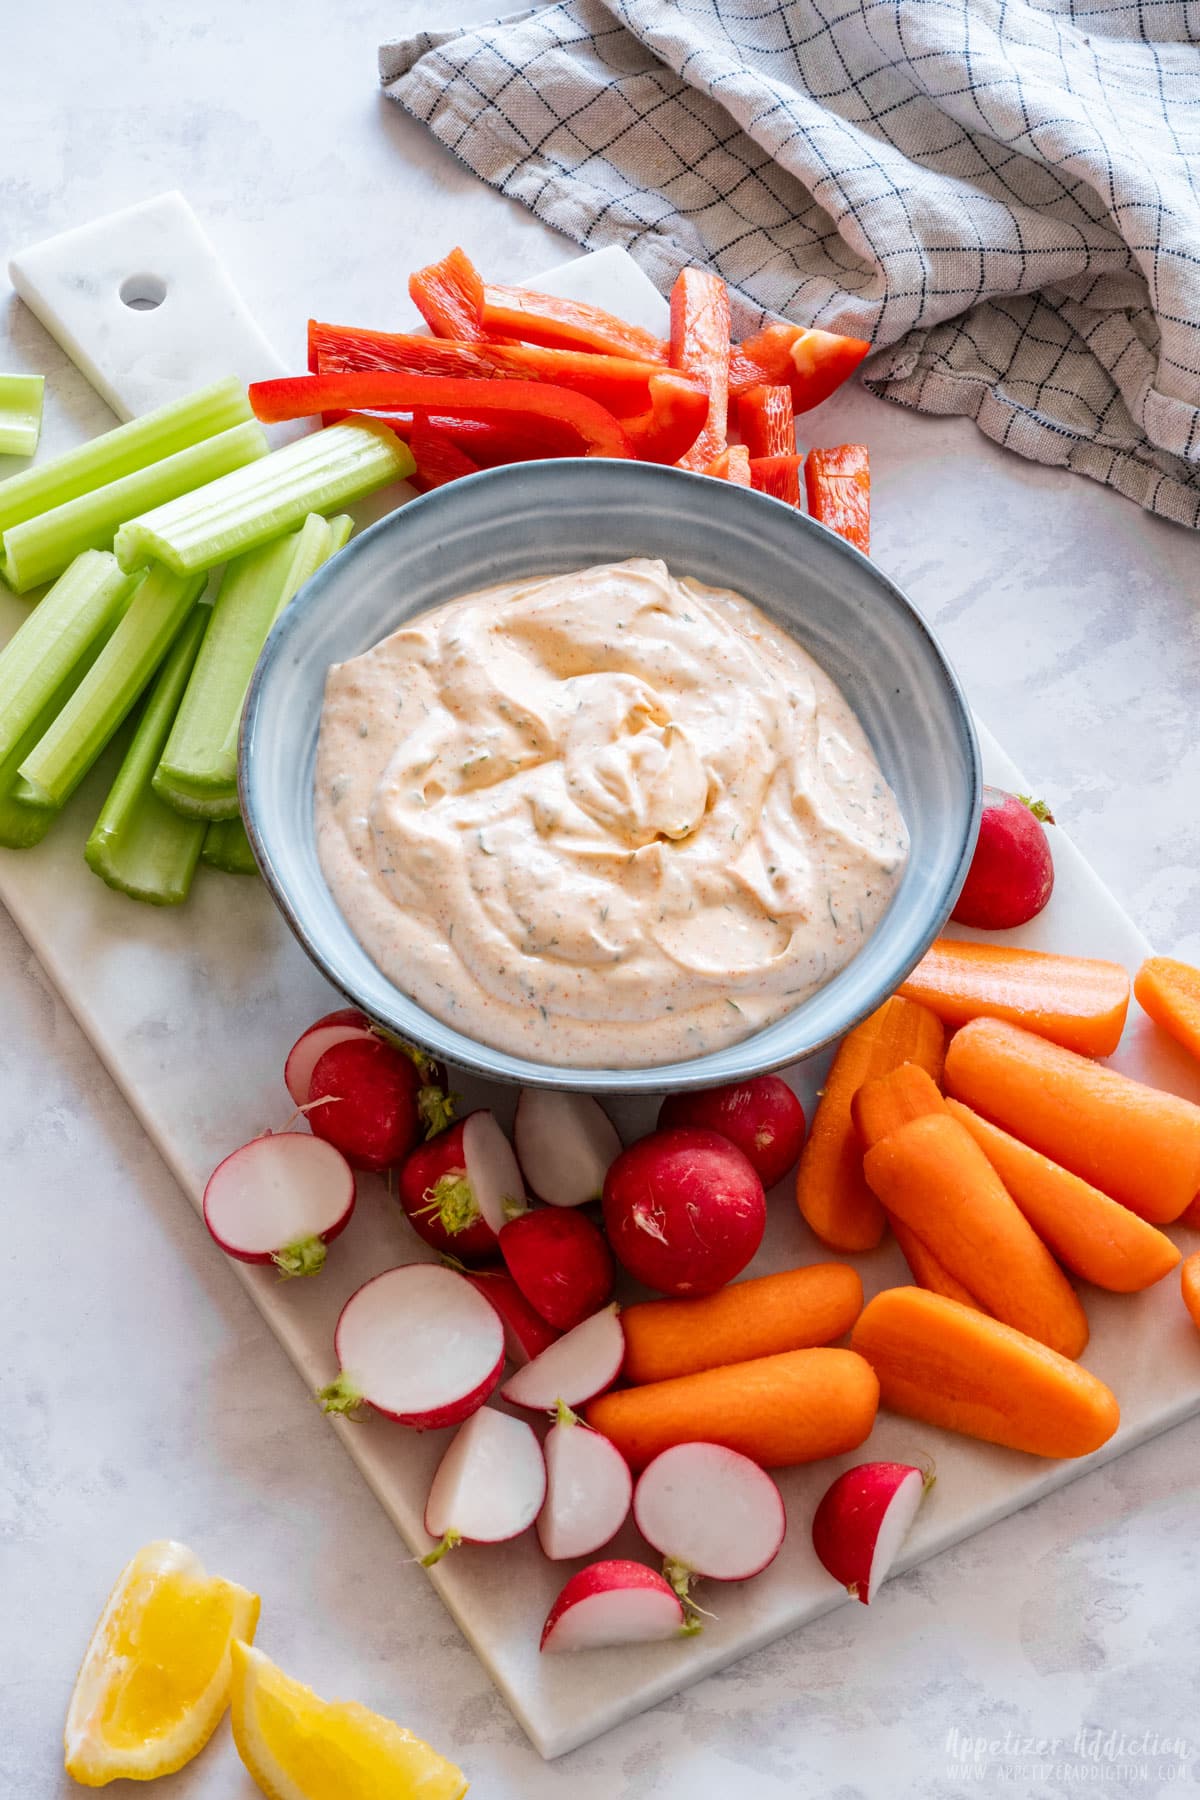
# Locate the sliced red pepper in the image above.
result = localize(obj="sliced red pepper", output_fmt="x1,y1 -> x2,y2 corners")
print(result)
308,320 -> 676,416
431,415 -> 580,465
805,445 -> 870,553
621,372 -> 709,465
704,445 -> 751,485
749,453 -> 803,506
408,416 -> 482,490
670,269 -> 731,472
249,373 -> 634,459
730,323 -> 871,413
481,284 -> 668,362
407,247 -> 486,341
737,384 -> 795,460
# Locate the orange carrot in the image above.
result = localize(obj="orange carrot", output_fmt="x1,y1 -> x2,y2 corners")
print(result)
796,996 -> 946,1252
851,1287 -> 1119,1458
899,939 -> 1130,1058
888,1216 -> 986,1311
852,1062 -> 946,1150
1182,1253 -> 1200,1331
1135,956 -> 1200,1063
621,1264 -> 863,1385
945,1098 -> 1180,1293
944,1016 -> 1200,1225
862,1111 -> 1089,1358
584,1347 -> 878,1471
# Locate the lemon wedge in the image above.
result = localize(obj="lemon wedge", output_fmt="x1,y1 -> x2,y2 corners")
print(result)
64,1538 -> 260,1787
230,1641 -> 468,1800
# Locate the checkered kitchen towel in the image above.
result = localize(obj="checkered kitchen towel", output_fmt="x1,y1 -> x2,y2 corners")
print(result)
381,1 -> 1200,527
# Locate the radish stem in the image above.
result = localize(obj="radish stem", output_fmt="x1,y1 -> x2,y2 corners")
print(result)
273,1236 -> 328,1279
420,1530 -> 462,1569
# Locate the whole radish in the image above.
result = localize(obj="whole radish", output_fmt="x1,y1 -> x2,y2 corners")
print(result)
540,1561 -> 688,1653
422,1406 -> 546,1564
306,1036 -> 423,1171
396,1112 -> 525,1263
284,1008 -> 374,1108
603,1128 -> 766,1296
633,1443 -> 785,1602
951,787 -> 1055,930
500,1207 -> 614,1330
203,1132 -> 355,1278
811,1461 -> 933,1604
657,1076 -> 806,1188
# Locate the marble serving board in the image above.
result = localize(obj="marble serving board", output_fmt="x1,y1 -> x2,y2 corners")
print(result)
3,223 -> 1200,1762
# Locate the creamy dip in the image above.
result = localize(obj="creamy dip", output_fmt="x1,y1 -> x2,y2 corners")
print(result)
314,559 -> 908,1067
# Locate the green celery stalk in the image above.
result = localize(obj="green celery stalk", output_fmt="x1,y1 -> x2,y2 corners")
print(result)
154,511 -> 353,821
201,816 -> 260,877
0,550 -> 142,763
0,374 -> 45,458
114,420 -> 412,576
0,420 -> 268,594
0,377 -> 251,536
18,562 -> 206,808
85,607 -> 210,905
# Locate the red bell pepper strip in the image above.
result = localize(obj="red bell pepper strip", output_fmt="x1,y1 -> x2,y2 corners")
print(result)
408,417 -> 482,489
669,269 -> 731,472
429,416 -> 580,465
804,445 -> 870,553
737,384 -> 795,459
249,374 -> 634,459
407,247 -> 486,340
749,453 -> 803,505
307,321 -> 678,416
621,372 -> 710,464
481,284 -> 669,362
704,445 -> 752,485
730,323 -> 871,413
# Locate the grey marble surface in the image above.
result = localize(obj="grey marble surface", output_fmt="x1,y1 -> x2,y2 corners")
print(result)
3,4 -> 1200,1796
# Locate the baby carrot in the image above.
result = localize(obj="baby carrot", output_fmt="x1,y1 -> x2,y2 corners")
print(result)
944,1016 -> 1200,1225
852,1062 -> 946,1150
1135,956 -> 1200,1063
862,1112 -> 1089,1358
1182,1253 -> 1200,1331
945,1098 -> 1180,1293
899,939 -> 1130,1058
584,1347 -> 879,1472
889,1216 -> 986,1311
796,996 -> 946,1252
621,1264 -> 863,1385
851,1287 -> 1119,1458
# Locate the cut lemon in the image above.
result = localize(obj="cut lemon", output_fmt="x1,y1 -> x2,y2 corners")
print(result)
64,1538 -> 260,1787
230,1641 -> 468,1800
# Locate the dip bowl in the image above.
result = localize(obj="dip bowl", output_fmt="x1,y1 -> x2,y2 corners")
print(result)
240,459 -> 980,1092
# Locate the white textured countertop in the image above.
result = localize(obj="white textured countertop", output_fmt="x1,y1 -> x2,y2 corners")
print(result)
4,4 -> 1200,1796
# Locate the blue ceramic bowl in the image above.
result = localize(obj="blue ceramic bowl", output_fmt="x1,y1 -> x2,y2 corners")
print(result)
241,460 -> 980,1092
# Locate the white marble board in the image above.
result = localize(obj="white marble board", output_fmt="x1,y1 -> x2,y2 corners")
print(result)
2,226 -> 1199,1762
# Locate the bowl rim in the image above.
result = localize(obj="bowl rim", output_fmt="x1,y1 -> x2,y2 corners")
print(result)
240,459 -> 981,1092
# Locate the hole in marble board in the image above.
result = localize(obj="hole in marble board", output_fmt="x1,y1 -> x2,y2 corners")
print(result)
119,273 -> 167,312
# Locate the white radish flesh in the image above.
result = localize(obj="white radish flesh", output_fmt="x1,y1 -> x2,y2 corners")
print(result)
203,1132 -> 355,1277
501,1305 -> 625,1411
538,1405 -> 632,1560
423,1406 -> 546,1561
320,1264 -> 503,1429
633,1443 -> 786,1583
541,1560 -> 686,1652
811,1462 -> 931,1604
284,1011 -> 373,1106
514,1089 -> 622,1207
462,1111 -> 528,1234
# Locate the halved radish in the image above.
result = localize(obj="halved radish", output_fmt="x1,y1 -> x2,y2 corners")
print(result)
633,1443 -> 785,1597
500,1207 -> 614,1329
318,1263 -> 503,1429
307,1037 -> 423,1172
203,1132 -> 355,1278
811,1461 -> 933,1605
514,1089 -> 622,1207
397,1117 -> 506,1264
657,1077 -> 806,1189
459,1111 -> 528,1234
284,1008 -> 373,1107
541,1560 -> 688,1653
422,1405 -> 546,1564
464,1271 -> 560,1367
537,1402 -> 632,1561
603,1128 -> 766,1296
501,1305 -> 625,1411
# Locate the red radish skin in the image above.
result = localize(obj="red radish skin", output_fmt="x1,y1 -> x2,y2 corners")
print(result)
422,1405 -> 546,1563
464,1271 -> 560,1366
203,1132 -> 355,1278
284,1009 -> 373,1107
397,1118 -> 501,1264
540,1560 -> 688,1653
811,1461 -> 933,1604
633,1443 -> 785,1595
658,1077 -> 806,1188
537,1403 -> 633,1561
603,1128 -> 766,1297
307,1037 -> 422,1172
319,1263 -> 504,1429
500,1207 -> 614,1330
501,1305 -> 625,1411
514,1089 -> 622,1206
951,787 -> 1055,931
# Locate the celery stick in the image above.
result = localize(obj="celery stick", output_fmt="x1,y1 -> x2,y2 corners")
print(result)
18,562 -> 206,808
0,377 -> 251,537
0,421 -> 268,594
85,607 -> 210,905
0,551 -> 141,763
0,374 -> 45,458
114,420 -> 413,576
202,816 -> 260,877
